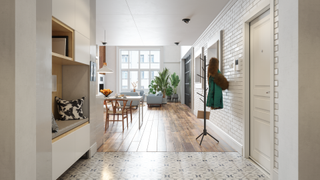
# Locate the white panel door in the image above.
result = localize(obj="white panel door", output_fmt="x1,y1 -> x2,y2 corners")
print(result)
249,10 -> 271,172
75,0 -> 90,38
75,31 -> 90,65
52,0 -> 75,29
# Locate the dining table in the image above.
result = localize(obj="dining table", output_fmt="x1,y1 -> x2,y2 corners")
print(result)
102,95 -> 144,129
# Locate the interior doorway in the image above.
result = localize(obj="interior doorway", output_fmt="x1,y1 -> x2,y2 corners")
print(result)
184,54 -> 192,109
249,9 -> 271,172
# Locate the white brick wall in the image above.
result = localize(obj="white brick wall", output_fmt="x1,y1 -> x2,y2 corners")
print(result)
192,0 -> 279,170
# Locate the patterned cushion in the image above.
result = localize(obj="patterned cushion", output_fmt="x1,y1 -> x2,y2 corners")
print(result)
55,97 -> 86,120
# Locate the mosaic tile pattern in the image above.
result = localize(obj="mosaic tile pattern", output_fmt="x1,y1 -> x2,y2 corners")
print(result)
58,152 -> 269,180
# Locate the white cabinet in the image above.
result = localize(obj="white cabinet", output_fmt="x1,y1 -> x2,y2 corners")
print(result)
75,0 -> 90,39
52,124 -> 90,180
52,0 -> 75,29
75,31 -> 90,65
75,124 -> 90,158
52,132 -> 77,180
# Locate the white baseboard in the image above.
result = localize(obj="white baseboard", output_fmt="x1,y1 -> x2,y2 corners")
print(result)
88,142 -> 97,158
200,119 -> 243,155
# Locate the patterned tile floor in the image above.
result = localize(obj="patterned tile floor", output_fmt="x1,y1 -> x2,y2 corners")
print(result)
58,152 -> 269,180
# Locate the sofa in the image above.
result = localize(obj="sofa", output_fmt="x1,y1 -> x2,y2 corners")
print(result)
147,92 -> 163,107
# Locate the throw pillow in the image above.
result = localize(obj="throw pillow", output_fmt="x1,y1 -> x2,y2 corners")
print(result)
55,96 -> 86,120
52,113 -> 59,132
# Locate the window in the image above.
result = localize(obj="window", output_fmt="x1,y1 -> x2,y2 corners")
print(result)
122,55 -> 128,63
122,71 -> 128,89
120,49 -> 161,92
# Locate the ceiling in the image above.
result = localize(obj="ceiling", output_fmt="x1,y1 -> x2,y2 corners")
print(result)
96,0 -> 230,46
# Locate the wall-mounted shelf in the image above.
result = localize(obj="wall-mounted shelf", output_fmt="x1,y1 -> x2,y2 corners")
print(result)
52,52 -> 73,61
52,17 -> 74,60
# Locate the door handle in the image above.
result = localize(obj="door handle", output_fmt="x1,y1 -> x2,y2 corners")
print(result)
266,91 -> 270,94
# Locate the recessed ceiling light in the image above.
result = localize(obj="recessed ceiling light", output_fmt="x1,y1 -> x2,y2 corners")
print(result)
174,42 -> 180,45
182,18 -> 191,24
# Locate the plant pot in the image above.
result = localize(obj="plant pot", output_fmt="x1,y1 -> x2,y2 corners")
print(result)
162,95 -> 167,104
172,94 -> 178,102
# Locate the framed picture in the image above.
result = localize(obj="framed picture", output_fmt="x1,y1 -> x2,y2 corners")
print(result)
90,61 -> 96,81
52,36 -> 68,56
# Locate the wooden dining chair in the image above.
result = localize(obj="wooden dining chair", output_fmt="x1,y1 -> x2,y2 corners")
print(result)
104,98 -> 130,132
117,99 -> 134,123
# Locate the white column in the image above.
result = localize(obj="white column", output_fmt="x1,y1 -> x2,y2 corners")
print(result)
0,0 -> 37,180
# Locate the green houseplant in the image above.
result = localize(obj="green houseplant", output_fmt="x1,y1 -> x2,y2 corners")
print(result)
148,80 -> 157,94
166,85 -> 173,101
154,67 -> 170,99
170,72 -> 180,95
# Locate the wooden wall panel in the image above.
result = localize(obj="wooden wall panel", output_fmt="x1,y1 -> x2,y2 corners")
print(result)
52,63 -> 62,119
99,46 -> 105,69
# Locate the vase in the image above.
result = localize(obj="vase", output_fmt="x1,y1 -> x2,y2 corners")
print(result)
133,89 -> 136,92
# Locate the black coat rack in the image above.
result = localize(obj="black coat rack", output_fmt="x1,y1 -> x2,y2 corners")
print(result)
196,55 -> 219,145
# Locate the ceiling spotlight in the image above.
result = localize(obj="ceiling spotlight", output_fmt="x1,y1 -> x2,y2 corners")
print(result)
174,42 -> 180,46
102,30 -> 107,46
182,18 -> 190,24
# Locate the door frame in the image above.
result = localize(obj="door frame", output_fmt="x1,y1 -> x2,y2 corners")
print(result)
242,0 -> 275,177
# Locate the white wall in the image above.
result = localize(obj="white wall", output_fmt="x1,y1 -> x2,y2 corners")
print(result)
105,46 -> 117,93
36,0 -> 52,179
163,46 -> 181,100
279,0 -> 320,179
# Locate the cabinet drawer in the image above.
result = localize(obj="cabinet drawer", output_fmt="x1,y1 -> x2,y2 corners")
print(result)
52,132 -> 76,180
75,124 -> 90,159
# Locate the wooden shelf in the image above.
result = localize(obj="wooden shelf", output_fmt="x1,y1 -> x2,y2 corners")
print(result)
52,52 -> 73,61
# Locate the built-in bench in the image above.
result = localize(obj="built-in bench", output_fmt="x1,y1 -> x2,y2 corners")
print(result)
52,119 -> 89,139
52,119 -> 90,180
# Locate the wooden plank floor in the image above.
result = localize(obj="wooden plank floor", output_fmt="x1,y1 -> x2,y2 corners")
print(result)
98,102 -> 234,152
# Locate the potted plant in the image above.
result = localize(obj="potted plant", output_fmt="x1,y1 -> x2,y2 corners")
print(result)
166,85 -> 173,101
148,80 -> 157,94
154,68 -> 170,104
170,72 -> 180,101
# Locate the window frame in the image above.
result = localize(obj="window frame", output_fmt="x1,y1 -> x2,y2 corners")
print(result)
117,47 -> 163,93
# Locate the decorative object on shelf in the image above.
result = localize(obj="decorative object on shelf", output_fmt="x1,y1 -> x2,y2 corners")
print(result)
52,36 -> 68,56
97,62 -> 113,73
195,56 -> 220,146
100,89 -> 113,97
90,61 -> 97,81
170,72 -> 180,101
131,81 -> 138,92
154,68 -> 170,100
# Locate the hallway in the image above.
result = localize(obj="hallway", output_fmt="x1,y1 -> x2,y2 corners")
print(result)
98,102 -> 234,152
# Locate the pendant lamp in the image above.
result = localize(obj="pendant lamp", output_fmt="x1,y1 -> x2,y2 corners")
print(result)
98,62 -> 113,73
